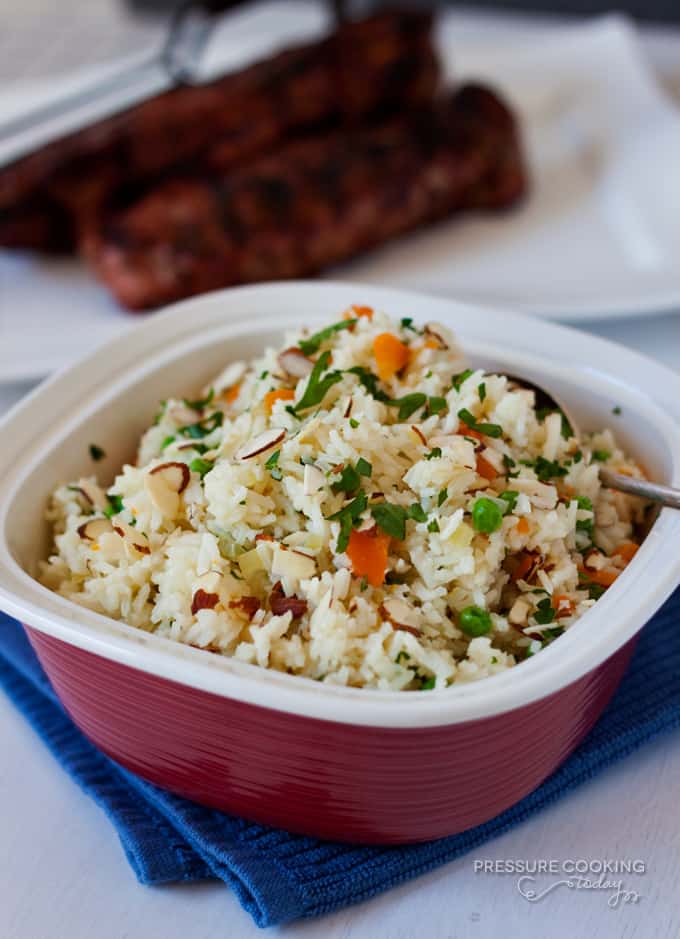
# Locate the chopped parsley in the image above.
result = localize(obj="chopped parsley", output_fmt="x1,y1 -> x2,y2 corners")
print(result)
370,502 -> 408,540
424,447 -> 442,460
260,370 -> 269,380
104,494 -> 124,518
294,350 -> 343,412
478,382 -> 486,402
532,456 -> 568,482
400,317 -> 417,332
332,463 -> 361,496
499,490 -> 519,513
349,417 -> 360,429
592,449 -> 611,462
408,503 -> 428,523
327,492 -> 368,553
386,392 -> 428,420
457,407 -> 502,438
161,435 -> 176,451
190,457 -> 214,479
437,487 -> 448,507
533,597 -> 556,625
89,444 -> 105,462
427,518 -> 440,533
451,369 -> 474,392
575,495 -> 593,535
265,450 -> 283,480
356,457 -> 372,477
420,676 -> 436,690
179,411 -> 224,439
298,320 -> 356,356
427,396 -> 447,416
183,388 -> 214,411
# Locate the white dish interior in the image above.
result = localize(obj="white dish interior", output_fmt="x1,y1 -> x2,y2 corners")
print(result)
1,281 -> 680,727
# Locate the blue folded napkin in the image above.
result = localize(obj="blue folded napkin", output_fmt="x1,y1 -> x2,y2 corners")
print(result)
1,593 -> 680,928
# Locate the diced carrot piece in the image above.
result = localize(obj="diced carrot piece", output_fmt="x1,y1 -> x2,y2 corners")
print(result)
459,421 -> 483,441
350,305 -> 374,319
476,453 -> 497,481
516,517 -> 530,535
424,338 -> 440,350
264,388 -> 295,414
579,566 -> 619,587
373,333 -> 409,381
552,594 -> 574,615
613,542 -> 639,563
224,383 -> 241,404
346,528 -> 390,588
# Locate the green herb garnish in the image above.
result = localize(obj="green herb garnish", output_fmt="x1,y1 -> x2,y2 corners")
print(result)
592,449 -> 611,462
298,320 -> 356,356
427,519 -> 440,533
385,392 -> 428,420
294,350 -> 343,413
499,490 -> 519,513
190,458 -> 214,479
327,491 -> 368,553
331,463 -> 361,496
427,396 -> 447,416
420,676 -> 436,690
89,444 -> 105,462
457,408 -> 502,439
183,388 -> 214,411
161,435 -> 176,451
478,382 -> 487,402
424,447 -> 442,460
370,502 -> 408,540
451,369 -> 474,392
349,418 -> 360,429
356,457 -> 372,478
179,411 -> 224,439
437,488 -> 448,507
575,495 -> 593,534
534,597 -> 556,625
408,503 -> 428,523
104,494 -> 124,518
532,456 -> 568,481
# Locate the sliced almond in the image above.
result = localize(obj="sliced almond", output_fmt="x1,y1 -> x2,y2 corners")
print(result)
234,428 -> 286,461
411,425 -> 427,446
343,397 -> 353,419
271,544 -> 316,581
77,518 -> 114,541
145,461 -> 189,516
191,589 -> 219,615
423,322 -> 449,349
74,479 -> 109,513
150,461 -> 190,490
303,463 -> 325,495
277,347 -> 313,378
112,521 -> 151,556
379,597 -> 420,634
508,597 -> 531,626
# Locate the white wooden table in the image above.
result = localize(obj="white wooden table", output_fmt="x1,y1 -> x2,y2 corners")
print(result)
2,7 -> 680,938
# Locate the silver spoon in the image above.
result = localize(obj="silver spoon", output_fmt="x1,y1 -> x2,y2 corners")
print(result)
506,375 -> 680,510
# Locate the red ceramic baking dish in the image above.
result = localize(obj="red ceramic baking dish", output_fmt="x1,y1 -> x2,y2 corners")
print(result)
1,282 -> 679,844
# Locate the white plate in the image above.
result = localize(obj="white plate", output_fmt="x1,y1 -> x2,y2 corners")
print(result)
1,12 -> 680,383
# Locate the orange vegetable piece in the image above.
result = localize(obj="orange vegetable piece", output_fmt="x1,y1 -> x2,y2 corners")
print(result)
579,566 -> 619,587
515,517 -> 530,535
476,453 -> 497,481
348,304 -> 374,320
459,421 -> 483,441
224,383 -> 241,404
346,528 -> 390,588
552,594 -> 574,615
613,542 -> 639,563
264,388 -> 295,414
373,333 -> 409,381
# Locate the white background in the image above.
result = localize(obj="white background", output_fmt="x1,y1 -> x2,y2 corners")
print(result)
1,6 -> 680,939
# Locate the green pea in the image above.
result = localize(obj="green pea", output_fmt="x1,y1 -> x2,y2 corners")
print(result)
471,497 -> 504,533
459,605 -> 493,637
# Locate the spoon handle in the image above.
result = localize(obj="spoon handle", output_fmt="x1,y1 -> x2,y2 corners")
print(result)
600,468 -> 680,510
